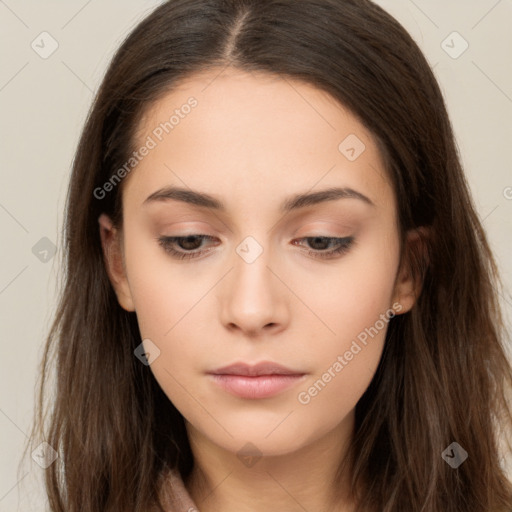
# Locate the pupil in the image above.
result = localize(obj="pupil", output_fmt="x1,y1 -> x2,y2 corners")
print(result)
311,237 -> 329,250
181,236 -> 201,250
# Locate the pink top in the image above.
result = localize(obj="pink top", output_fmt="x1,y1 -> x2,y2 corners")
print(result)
156,468 -> 200,512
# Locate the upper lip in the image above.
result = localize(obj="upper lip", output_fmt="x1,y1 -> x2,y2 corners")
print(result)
208,361 -> 304,376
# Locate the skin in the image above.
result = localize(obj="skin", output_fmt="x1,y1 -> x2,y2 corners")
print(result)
99,68 -> 421,512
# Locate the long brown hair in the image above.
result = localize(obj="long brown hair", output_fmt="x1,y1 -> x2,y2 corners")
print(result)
26,0 -> 512,510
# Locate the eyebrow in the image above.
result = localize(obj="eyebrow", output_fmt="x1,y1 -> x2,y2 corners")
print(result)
143,185 -> 375,212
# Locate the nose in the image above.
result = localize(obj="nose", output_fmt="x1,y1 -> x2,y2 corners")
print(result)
219,241 -> 289,338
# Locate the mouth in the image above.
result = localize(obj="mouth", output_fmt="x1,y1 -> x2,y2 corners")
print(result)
207,361 -> 307,399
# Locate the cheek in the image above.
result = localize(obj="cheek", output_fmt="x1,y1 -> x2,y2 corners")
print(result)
292,228 -> 399,413
301,226 -> 399,351
121,223 -> 201,337
121,226 -> 217,395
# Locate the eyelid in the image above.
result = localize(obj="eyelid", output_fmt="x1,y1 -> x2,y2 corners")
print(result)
157,234 -> 355,261
294,219 -> 355,234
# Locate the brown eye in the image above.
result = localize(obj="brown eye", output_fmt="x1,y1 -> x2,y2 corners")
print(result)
292,236 -> 354,259
157,235 -> 217,260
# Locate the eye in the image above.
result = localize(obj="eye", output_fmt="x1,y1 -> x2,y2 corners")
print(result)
292,236 -> 354,260
157,234 -> 217,260
157,235 -> 354,261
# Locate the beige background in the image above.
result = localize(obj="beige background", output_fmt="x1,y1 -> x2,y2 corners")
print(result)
1,1 -> 511,510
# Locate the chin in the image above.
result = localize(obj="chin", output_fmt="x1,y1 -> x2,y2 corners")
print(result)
187,411 -> 334,459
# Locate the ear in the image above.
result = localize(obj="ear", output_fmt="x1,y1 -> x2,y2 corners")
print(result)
98,213 -> 135,312
391,227 -> 430,314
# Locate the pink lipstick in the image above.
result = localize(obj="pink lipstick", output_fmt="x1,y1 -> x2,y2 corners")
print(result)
207,361 -> 306,399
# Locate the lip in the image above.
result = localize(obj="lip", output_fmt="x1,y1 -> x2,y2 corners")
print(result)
210,361 -> 303,376
207,361 -> 306,399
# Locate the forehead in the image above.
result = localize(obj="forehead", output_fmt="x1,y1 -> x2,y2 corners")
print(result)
126,68 -> 393,214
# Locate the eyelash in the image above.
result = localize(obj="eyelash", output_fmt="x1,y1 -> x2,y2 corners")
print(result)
157,235 -> 354,261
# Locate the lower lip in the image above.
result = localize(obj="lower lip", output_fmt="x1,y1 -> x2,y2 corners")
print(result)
208,374 -> 306,399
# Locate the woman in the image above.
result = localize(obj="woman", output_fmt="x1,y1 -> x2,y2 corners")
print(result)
28,0 -> 512,510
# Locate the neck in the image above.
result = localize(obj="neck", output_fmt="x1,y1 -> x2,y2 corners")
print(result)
184,413 -> 357,512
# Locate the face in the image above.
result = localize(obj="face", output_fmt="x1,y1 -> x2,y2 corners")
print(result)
99,68 -> 417,458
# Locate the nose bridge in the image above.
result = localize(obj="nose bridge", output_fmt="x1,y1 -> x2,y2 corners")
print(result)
220,232 -> 287,334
